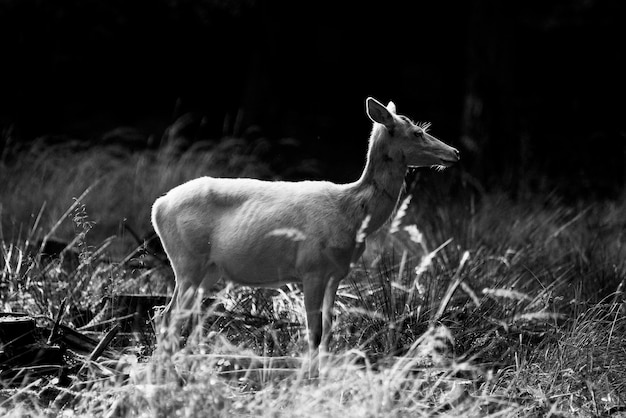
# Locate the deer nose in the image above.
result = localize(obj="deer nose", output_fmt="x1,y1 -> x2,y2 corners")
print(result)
453,148 -> 460,161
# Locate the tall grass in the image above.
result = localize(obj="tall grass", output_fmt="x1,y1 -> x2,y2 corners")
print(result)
0,139 -> 625,416
0,138 -> 276,257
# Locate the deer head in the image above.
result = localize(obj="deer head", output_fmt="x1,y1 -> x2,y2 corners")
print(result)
366,97 -> 460,168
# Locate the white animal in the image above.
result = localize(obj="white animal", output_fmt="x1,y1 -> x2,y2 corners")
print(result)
151,97 -> 459,373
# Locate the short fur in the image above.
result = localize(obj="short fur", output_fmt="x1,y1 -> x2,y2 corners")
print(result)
151,97 -> 459,374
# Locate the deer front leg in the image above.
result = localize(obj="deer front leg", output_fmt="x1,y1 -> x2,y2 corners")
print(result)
303,275 -> 326,378
320,276 -> 341,358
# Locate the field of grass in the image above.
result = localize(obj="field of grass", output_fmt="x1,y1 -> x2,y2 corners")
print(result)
1,138 -> 625,416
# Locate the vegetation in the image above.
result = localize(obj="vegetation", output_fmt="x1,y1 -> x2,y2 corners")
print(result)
0,139 -> 625,416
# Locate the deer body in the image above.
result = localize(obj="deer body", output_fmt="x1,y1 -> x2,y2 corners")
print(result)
153,178 -> 364,287
152,98 -> 459,373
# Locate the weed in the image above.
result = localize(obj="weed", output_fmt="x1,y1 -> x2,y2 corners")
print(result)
0,139 -> 625,416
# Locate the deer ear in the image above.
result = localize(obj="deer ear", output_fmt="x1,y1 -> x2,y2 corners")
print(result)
366,97 -> 395,128
386,101 -> 396,113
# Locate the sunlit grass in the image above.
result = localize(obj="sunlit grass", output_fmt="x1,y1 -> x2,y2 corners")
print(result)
0,139 -> 625,416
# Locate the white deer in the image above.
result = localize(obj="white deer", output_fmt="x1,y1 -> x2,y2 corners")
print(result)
151,97 -> 459,373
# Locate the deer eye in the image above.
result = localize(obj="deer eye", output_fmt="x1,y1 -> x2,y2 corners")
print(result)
413,130 -> 423,139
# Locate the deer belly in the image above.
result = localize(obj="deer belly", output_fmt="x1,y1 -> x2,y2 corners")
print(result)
211,233 -> 303,287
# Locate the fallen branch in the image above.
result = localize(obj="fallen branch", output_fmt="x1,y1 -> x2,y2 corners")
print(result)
89,324 -> 121,362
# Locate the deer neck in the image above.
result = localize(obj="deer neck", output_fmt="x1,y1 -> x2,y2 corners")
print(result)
345,125 -> 407,235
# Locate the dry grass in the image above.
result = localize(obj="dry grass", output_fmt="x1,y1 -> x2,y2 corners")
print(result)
0,140 -> 625,416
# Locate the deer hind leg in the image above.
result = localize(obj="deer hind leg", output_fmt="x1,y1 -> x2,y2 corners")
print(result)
155,252 -> 204,350
157,260 -> 222,359
152,230 -> 207,332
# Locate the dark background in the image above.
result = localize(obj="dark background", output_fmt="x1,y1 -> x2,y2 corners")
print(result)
1,0 -> 625,196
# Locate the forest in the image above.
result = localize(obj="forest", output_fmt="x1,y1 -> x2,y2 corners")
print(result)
1,0 -> 624,194
0,1 -> 625,416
